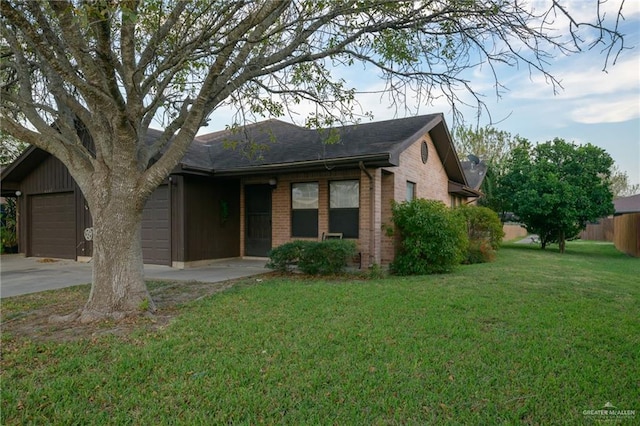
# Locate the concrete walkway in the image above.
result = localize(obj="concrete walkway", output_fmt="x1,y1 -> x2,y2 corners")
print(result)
516,235 -> 540,244
0,255 -> 268,298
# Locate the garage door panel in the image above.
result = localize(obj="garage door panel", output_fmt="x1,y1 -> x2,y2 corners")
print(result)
30,192 -> 76,259
141,185 -> 170,265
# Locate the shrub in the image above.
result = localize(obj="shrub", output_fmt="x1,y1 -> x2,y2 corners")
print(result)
297,239 -> 357,275
267,240 -> 357,275
390,199 -> 467,275
466,240 -> 497,264
454,205 -> 504,264
266,240 -> 313,272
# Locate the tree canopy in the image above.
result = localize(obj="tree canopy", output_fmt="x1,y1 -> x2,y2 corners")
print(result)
0,0 -> 628,321
500,138 -> 614,252
452,125 -> 526,214
609,165 -> 640,197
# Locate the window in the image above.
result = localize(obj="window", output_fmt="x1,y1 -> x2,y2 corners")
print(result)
406,181 -> 416,201
291,182 -> 318,237
329,180 -> 359,238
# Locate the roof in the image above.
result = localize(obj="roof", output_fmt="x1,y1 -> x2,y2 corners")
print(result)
185,114 -> 470,187
460,160 -> 488,190
614,194 -> 640,214
1,114 -> 478,194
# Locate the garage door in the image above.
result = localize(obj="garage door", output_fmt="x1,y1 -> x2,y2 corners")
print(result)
30,192 -> 76,259
141,185 -> 171,265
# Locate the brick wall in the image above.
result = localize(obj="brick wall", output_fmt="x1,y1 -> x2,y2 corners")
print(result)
240,133 -> 455,266
379,134 -> 452,264
386,135 -> 450,204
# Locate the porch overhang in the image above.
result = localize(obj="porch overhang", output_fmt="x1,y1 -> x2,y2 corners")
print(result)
448,180 -> 483,198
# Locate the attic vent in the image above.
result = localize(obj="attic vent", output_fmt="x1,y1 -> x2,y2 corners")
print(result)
421,141 -> 429,164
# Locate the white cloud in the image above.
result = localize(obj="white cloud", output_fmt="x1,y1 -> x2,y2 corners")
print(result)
570,95 -> 640,124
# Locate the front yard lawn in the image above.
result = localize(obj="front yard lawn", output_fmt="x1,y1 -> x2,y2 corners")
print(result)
2,241 -> 638,424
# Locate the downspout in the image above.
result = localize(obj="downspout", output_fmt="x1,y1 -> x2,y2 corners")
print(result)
359,161 -> 374,268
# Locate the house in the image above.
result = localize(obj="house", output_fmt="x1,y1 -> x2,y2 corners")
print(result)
0,113 -> 481,267
612,193 -> 640,216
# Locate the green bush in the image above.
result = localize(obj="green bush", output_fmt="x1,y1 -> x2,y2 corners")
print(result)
390,199 -> 467,275
267,240 -> 357,275
1,199 -> 18,253
266,240 -> 313,272
454,205 -> 504,264
298,239 -> 357,275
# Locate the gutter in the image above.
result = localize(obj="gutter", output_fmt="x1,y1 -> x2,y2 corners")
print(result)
212,153 -> 393,177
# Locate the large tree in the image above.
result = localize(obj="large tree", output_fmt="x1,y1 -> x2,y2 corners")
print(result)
0,1 -> 626,321
500,138 -> 614,252
452,125 -> 526,214
609,165 -> 640,197
0,130 -> 27,165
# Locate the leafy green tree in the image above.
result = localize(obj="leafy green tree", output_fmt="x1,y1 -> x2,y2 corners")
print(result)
500,139 -> 614,253
0,131 -> 27,165
0,1 -> 626,321
452,125 -> 526,214
453,205 -> 504,264
609,165 -> 640,197
453,125 -> 521,169
0,131 -> 26,253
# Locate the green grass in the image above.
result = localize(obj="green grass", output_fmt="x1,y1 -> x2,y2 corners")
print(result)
2,242 -> 639,424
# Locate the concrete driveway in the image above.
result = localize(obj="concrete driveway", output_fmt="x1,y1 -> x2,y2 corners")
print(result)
0,255 -> 268,298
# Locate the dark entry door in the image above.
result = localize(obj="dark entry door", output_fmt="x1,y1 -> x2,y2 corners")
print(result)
245,184 -> 272,257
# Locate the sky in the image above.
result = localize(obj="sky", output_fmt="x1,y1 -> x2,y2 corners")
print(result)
202,0 -> 640,188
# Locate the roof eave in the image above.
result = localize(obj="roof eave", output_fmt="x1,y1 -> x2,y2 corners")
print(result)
448,180 -> 483,198
212,153 -> 394,177
0,145 -> 48,183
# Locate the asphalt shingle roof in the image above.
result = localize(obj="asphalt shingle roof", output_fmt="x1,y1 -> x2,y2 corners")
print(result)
182,114 -> 443,172
614,194 -> 640,214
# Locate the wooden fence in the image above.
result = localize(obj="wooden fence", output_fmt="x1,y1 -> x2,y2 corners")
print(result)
613,213 -> 640,257
579,218 -> 614,242
503,224 -> 527,241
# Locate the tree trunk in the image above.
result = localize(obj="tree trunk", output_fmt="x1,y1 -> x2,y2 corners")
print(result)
78,193 -> 155,323
558,231 -> 566,254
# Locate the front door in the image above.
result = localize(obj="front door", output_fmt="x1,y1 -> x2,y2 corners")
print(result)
245,184 -> 272,256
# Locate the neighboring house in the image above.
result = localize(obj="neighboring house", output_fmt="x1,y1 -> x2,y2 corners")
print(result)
0,113 -> 481,267
613,193 -> 640,216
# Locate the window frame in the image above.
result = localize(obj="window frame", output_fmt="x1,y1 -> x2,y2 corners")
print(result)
328,179 -> 360,239
291,182 -> 319,238
406,181 -> 416,201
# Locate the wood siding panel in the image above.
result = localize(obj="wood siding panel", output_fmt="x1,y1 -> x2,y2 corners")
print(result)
183,177 -> 240,261
141,185 -> 171,265
75,191 -> 93,258
29,192 -> 76,259
21,155 -> 74,195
